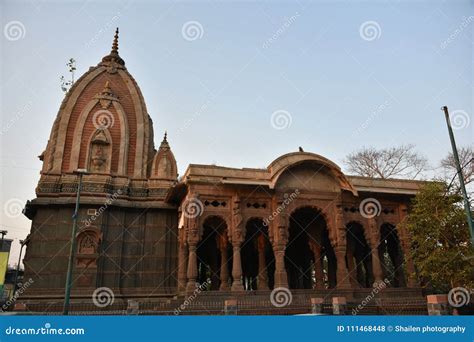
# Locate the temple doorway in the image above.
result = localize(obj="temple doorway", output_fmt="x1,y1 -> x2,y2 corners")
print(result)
346,221 -> 373,287
285,206 -> 336,289
379,223 -> 406,287
241,218 -> 275,290
196,216 -> 231,290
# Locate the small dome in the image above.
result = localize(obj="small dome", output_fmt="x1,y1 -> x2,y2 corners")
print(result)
151,132 -> 177,180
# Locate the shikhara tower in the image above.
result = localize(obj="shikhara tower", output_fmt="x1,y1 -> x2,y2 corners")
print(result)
24,29 -> 179,295
22,29 -> 425,312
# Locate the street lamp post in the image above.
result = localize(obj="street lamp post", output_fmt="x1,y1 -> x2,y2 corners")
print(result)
63,169 -> 88,315
0,230 -> 7,244
442,106 -> 474,245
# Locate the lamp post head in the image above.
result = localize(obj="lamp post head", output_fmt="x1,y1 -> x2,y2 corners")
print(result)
74,169 -> 88,174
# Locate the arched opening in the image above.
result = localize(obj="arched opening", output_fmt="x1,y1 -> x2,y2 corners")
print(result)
285,206 -> 336,289
346,222 -> 373,288
241,218 -> 275,291
196,216 -> 231,290
379,223 -> 406,287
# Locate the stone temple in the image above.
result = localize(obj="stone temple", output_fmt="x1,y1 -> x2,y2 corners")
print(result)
21,29 -> 426,314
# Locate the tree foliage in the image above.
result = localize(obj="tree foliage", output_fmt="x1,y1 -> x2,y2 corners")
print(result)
344,144 -> 428,179
60,58 -> 76,93
405,182 -> 473,292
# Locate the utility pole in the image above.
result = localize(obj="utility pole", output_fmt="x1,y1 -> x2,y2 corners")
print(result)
442,106 -> 474,245
63,169 -> 87,315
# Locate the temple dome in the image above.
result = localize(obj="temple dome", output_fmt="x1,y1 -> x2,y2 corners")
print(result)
41,28 -> 155,178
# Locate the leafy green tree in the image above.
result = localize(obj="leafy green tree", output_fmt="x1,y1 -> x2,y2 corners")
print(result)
405,182 -> 473,292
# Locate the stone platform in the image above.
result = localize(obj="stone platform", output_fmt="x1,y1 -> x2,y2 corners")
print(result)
16,288 -> 427,315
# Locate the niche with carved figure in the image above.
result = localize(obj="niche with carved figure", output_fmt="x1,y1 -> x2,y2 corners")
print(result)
76,227 -> 102,269
76,226 -> 102,287
88,129 -> 112,173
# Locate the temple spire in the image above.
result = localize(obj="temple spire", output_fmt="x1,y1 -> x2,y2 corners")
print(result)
111,28 -> 119,55
100,27 -> 125,67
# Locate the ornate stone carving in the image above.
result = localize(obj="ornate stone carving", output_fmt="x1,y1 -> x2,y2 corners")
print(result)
89,130 -> 111,173
185,193 -> 201,244
94,81 -> 119,109
231,195 -> 243,244
76,226 -> 102,271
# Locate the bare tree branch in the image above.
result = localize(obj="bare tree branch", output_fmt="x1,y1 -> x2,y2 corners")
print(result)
344,145 -> 429,179
440,146 -> 473,185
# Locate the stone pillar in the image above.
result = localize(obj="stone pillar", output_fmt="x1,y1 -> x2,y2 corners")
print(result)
273,243 -> 288,288
335,246 -> 351,289
224,299 -> 238,315
219,237 -> 230,291
257,234 -> 269,290
231,244 -> 244,291
311,297 -> 324,314
311,244 -> 324,289
332,296 -> 347,315
427,295 -> 450,315
346,249 -> 358,288
334,205 -> 351,289
368,217 -> 384,286
398,204 -> 417,287
186,244 -> 198,293
399,233 -> 417,287
371,250 -> 384,285
177,241 -> 188,293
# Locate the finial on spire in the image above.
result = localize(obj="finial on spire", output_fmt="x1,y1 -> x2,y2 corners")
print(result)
159,131 -> 170,150
111,28 -> 119,54
101,27 -> 125,67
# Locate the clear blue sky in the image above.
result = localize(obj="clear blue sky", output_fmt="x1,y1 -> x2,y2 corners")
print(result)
1,0 -> 472,264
